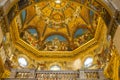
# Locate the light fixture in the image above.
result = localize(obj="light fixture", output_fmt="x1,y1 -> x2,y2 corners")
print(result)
55,0 -> 61,4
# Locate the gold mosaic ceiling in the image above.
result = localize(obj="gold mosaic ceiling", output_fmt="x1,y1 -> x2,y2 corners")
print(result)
15,0 -> 99,52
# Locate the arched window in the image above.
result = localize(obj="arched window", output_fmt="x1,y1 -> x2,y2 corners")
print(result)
18,57 -> 28,67
84,57 -> 93,68
50,65 -> 61,71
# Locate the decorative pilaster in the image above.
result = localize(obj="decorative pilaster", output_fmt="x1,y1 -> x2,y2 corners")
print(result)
104,47 -> 120,80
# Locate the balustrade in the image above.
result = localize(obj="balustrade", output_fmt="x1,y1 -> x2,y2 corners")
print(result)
3,69 -> 109,80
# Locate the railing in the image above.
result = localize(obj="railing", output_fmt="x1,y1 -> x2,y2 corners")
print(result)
5,69 -> 109,80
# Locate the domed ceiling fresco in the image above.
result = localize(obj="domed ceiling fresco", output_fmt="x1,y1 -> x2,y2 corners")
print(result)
15,0 -> 99,51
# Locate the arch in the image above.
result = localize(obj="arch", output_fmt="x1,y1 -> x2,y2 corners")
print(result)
50,65 -> 61,71
74,28 -> 89,38
27,28 -> 39,38
20,27 -> 39,39
72,24 -> 88,38
45,35 -> 67,42
43,34 -> 70,51
49,62 -> 62,70
23,25 -> 40,34
73,26 -> 94,46
43,32 -> 69,42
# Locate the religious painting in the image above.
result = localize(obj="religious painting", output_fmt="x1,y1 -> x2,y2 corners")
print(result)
20,28 -> 39,49
73,28 -> 93,49
43,35 -> 69,51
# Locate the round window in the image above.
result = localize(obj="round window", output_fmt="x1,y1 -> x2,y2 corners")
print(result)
18,57 -> 28,67
84,57 -> 93,68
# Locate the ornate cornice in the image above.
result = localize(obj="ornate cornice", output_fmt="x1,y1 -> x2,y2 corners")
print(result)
9,16 -> 107,61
